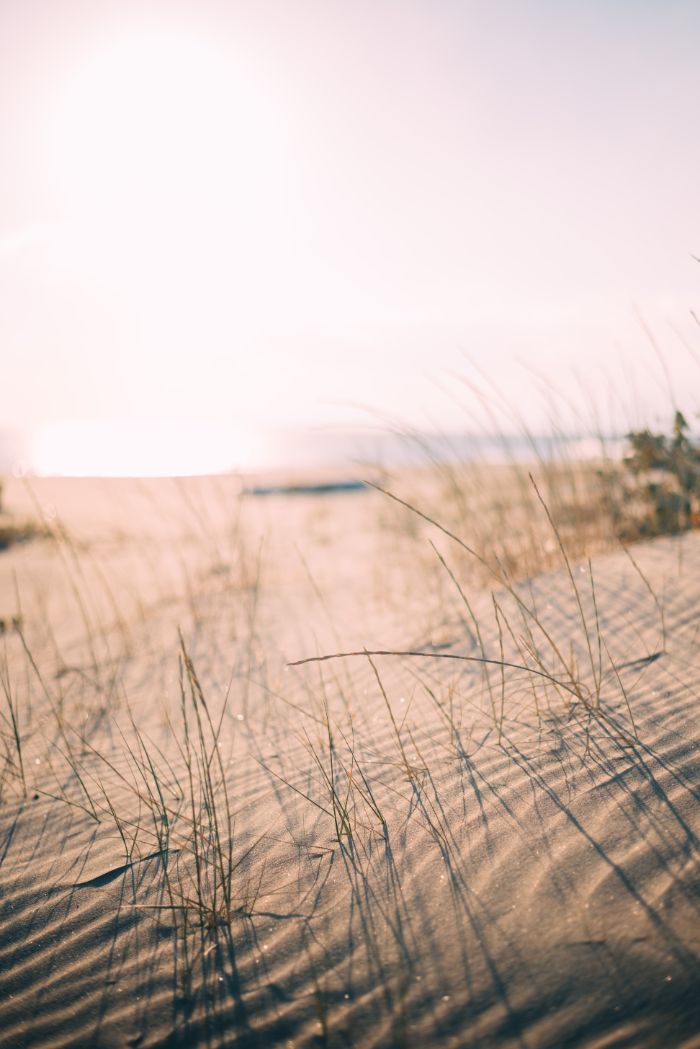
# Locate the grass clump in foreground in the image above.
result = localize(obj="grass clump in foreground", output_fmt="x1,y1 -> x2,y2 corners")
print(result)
0,411 -> 692,1044
293,467 -> 656,751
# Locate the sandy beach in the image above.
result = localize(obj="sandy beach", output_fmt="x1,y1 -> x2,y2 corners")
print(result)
0,471 -> 698,1048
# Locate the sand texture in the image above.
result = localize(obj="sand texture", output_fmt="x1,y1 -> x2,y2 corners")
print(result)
0,475 -> 699,1048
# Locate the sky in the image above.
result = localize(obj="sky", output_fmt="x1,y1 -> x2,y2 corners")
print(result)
1,0 -> 700,473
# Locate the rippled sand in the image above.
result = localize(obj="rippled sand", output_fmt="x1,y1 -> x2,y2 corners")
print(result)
0,475 -> 698,1048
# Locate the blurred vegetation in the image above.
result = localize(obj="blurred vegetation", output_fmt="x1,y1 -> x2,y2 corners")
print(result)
602,411 -> 700,539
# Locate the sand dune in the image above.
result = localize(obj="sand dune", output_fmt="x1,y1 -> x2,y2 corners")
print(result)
0,476 -> 698,1048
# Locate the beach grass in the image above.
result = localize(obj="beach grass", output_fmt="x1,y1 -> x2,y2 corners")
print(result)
0,413 -> 698,1047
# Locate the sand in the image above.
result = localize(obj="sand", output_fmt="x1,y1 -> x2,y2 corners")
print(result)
0,473 -> 698,1048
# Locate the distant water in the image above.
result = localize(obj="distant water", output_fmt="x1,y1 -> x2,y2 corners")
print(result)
0,421 -> 624,478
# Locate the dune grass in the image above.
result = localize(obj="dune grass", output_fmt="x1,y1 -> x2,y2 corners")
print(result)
0,408 -> 694,1044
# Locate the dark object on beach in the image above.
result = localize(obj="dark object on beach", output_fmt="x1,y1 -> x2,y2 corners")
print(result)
0,616 -> 23,634
0,523 -> 38,551
244,480 -> 368,497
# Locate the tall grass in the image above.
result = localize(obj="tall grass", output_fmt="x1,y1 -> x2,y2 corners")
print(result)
0,394 -> 689,1041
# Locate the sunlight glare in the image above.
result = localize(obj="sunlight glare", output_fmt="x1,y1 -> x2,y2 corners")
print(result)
49,27 -> 293,276
32,419 -> 254,477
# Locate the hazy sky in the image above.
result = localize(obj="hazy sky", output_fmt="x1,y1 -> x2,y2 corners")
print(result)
2,1 -> 700,470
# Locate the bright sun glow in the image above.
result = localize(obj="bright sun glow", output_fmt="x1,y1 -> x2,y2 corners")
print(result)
32,419 -> 256,477
3,4 -> 693,478
48,26 -> 295,310
52,28 -> 286,218
39,27 -> 300,475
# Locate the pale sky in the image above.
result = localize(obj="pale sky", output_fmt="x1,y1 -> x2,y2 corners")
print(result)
2,1 -> 700,472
